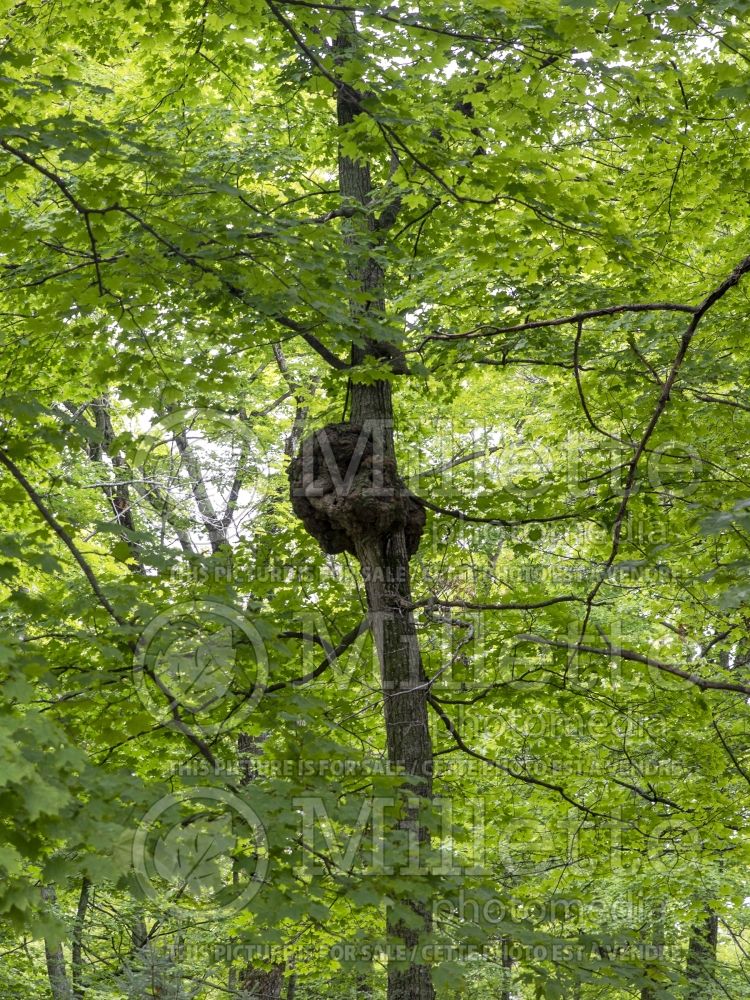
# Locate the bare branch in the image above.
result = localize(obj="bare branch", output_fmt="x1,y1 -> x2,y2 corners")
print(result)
422,301 -> 697,346
265,618 -> 369,694
0,448 -> 127,627
518,633 -> 750,697
428,694 -> 614,818
416,493 -> 608,528
412,594 -> 585,612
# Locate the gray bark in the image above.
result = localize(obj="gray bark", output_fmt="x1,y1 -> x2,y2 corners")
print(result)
71,877 -> 90,998
41,885 -> 72,1000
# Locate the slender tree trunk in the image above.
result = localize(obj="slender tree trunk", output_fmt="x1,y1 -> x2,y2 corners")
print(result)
237,733 -> 284,999
500,935 -> 513,1000
240,963 -> 285,998
641,899 -> 665,1000
173,426 -> 228,554
334,21 -> 435,1000
90,396 -> 138,538
685,908 -> 718,998
285,968 -> 297,1000
41,885 -> 72,1000
131,915 -> 149,952
71,877 -> 91,999
356,971 -> 373,997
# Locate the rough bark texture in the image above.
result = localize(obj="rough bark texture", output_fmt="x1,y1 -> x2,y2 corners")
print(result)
500,935 -> 513,1000
288,416 -> 434,1000
236,731 -> 284,998
285,969 -> 297,1000
288,422 -> 425,557
71,877 -> 91,999
356,971 -> 373,997
239,962 -> 284,999
90,396 -> 137,535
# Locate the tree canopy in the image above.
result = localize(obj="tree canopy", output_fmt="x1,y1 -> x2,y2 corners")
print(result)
2,1 -> 750,997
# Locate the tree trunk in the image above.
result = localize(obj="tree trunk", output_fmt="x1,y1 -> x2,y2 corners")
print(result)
334,21 -> 435,1000
356,971 -> 373,997
237,733 -> 285,999
351,527 -> 433,999
641,899 -> 665,1000
240,963 -> 284,999
685,908 -> 718,998
288,19 -> 435,999
500,935 -> 513,1000
285,969 -> 297,1000
71,877 -> 91,999
41,885 -> 72,1000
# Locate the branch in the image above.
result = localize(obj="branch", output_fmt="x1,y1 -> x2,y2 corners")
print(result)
243,206 -> 357,238
573,319 -> 621,441
137,659 -> 219,766
412,594 -> 585,612
1,140 -> 109,295
265,618 -> 369,694
2,141 -> 350,371
608,776 -> 684,812
279,0 -> 527,48
416,443 -> 502,479
711,719 -> 750,788
517,634 -> 750,697
427,694 -> 613,818
676,386 -> 750,413
0,448 -> 127,627
422,301 -> 697,346
416,494 -> 606,528
275,316 -> 351,370
576,250 -> 750,639
266,1 -> 573,222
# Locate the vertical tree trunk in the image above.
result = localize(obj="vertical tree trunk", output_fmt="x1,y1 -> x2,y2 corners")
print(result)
334,21 -> 435,1000
685,908 -> 718,998
237,733 -> 284,999
641,899 -> 665,1000
71,877 -> 91,999
356,970 -> 373,997
285,968 -> 297,1000
500,935 -> 513,1000
352,528 -> 433,1000
240,963 -> 285,998
41,885 -> 72,1000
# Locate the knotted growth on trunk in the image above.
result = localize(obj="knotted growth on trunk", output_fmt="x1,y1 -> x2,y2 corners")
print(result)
288,422 -> 425,557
